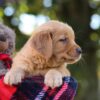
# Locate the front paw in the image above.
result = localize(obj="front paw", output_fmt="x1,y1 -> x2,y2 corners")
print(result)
44,70 -> 63,88
4,69 -> 25,85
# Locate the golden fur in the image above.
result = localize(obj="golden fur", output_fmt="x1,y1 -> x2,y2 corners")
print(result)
4,21 -> 81,88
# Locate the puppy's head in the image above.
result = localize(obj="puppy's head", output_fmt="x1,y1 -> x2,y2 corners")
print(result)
31,21 -> 82,65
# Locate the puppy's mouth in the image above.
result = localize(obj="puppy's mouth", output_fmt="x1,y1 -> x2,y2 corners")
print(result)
63,55 -> 81,64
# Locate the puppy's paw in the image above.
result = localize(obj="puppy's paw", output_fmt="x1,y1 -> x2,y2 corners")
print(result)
4,69 -> 25,85
44,70 -> 63,88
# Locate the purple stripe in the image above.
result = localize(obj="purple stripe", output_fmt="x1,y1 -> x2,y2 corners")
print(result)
34,86 -> 49,100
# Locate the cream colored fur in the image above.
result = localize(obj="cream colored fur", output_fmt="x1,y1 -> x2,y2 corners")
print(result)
4,21 -> 81,88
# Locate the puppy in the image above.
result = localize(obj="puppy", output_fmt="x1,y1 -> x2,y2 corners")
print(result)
4,21 -> 82,88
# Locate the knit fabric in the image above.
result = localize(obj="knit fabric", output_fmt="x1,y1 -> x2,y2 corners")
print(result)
0,53 -> 12,69
0,54 -> 78,100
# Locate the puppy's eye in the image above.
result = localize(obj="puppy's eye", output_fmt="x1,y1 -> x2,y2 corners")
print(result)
59,38 -> 68,43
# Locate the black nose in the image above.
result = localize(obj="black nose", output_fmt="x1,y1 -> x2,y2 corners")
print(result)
0,34 -> 6,42
76,48 -> 82,54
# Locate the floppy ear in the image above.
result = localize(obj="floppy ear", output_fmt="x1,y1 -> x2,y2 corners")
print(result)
31,31 -> 52,61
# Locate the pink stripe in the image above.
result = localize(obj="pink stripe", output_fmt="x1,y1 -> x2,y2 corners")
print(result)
43,85 -> 49,91
53,83 -> 68,100
49,87 -> 56,96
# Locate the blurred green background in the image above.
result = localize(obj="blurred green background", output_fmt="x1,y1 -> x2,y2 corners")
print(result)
0,0 -> 100,100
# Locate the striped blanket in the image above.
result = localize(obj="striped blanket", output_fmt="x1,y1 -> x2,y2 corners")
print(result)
0,76 -> 77,100
0,53 -> 78,100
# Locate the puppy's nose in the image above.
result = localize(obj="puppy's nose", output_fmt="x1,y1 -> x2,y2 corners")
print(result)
0,34 -> 6,42
76,48 -> 82,54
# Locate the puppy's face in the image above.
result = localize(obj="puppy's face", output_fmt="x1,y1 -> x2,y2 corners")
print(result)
32,21 -> 82,65
52,25 -> 81,64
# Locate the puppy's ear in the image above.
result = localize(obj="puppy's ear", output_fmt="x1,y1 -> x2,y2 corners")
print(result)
31,31 -> 52,61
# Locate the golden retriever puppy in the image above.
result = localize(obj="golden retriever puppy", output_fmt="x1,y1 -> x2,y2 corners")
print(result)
4,21 -> 82,88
